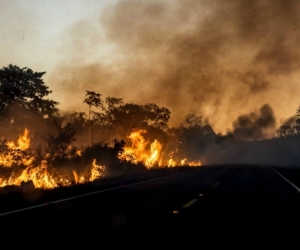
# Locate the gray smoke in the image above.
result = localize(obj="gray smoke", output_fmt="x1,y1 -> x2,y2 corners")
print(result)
28,0 -> 300,134
232,104 -> 276,140
281,115 -> 297,127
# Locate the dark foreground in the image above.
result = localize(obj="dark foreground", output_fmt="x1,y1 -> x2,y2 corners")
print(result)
1,165 -> 300,249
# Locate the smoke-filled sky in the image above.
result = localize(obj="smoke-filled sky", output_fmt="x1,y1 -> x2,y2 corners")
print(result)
1,0 -> 300,134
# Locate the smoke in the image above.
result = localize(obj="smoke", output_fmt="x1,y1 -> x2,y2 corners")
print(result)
281,115 -> 297,127
231,104 -> 276,140
3,0 -> 298,135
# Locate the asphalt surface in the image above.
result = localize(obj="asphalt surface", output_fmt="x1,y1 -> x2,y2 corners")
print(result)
1,165 -> 300,249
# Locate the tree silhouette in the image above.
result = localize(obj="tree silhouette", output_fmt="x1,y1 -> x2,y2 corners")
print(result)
295,105 -> 300,135
164,114 -> 216,162
83,91 -> 104,146
276,125 -> 294,137
0,64 -> 59,118
102,102 -> 170,137
44,121 -> 76,162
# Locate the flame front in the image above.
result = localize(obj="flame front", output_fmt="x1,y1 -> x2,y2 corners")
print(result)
0,129 -> 106,189
119,129 -> 201,168
0,128 -> 200,190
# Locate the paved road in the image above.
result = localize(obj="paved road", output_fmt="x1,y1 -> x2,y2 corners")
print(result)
1,165 -> 300,249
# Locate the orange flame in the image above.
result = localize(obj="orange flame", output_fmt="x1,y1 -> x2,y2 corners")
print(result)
0,128 -> 34,168
5,128 -> 30,151
188,161 -> 201,167
0,129 -> 106,189
119,130 -> 163,168
90,159 -> 106,182
119,129 -> 201,168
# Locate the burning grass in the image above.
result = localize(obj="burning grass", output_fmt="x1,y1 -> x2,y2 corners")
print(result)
0,129 -> 106,189
0,128 -> 201,190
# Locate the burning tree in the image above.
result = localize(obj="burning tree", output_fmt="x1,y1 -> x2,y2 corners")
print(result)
0,67 -> 204,190
101,101 -> 171,139
0,65 -> 59,148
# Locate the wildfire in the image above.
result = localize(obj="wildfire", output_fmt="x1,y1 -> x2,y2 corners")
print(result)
188,161 -> 201,167
90,159 -> 106,182
0,128 -> 200,190
0,128 -> 34,167
73,170 -> 85,185
119,129 -> 201,168
0,129 -> 106,189
6,128 -> 30,151
118,130 -> 162,168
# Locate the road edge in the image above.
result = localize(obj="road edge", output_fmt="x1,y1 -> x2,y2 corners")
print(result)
270,167 -> 300,193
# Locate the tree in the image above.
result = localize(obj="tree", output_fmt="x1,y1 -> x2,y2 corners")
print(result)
106,97 -> 123,111
44,121 -> 76,162
166,114 -> 216,161
277,125 -> 294,137
0,64 -> 59,118
296,106 -> 300,134
180,114 -> 213,134
143,103 -> 171,127
91,97 -> 123,127
83,91 -> 104,146
102,102 -> 171,137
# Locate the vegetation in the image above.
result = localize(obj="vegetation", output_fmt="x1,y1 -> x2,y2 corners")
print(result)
2,63 -> 300,186
0,64 -> 214,185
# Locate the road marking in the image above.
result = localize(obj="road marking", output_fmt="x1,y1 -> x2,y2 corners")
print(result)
0,171 -> 190,217
270,167 -> 300,193
182,199 -> 198,208
173,210 -> 179,214
199,193 -> 204,197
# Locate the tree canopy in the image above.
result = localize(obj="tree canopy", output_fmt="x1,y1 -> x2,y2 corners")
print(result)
101,101 -> 171,137
0,64 -> 59,117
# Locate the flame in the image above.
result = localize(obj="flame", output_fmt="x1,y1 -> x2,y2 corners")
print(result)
0,129 -> 106,189
6,128 -> 30,151
90,159 -> 105,182
119,129 -> 201,168
119,130 -> 163,168
167,158 -> 177,167
0,128 -> 34,168
0,127 -> 201,190
72,170 -> 85,184
145,140 -> 162,168
181,158 -> 187,166
0,160 -> 57,189
188,161 -> 201,167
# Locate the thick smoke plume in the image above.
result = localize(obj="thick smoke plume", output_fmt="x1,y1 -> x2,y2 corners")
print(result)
281,115 -> 297,127
52,0 -> 300,134
232,104 -> 276,140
